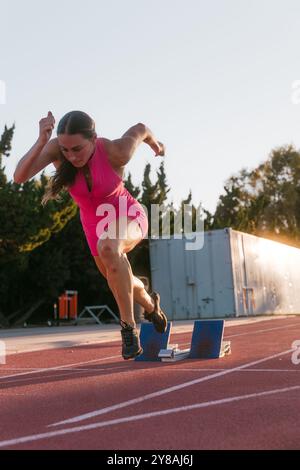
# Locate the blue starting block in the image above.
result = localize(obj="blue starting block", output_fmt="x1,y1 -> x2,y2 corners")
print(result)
135,319 -> 230,362
189,320 -> 225,359
135,322 -> 172,361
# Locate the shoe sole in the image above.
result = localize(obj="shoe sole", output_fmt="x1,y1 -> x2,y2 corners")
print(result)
152,311 -> 167,333
148,292 -> 168,333
123,347 -> 143,360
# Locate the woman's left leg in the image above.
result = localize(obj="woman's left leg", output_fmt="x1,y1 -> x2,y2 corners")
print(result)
93,255 -> 155,315
97,215 -> 167,361
96,216 -> 144,327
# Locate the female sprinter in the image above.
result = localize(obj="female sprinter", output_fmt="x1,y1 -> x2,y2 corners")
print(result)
14,110 -> 168,359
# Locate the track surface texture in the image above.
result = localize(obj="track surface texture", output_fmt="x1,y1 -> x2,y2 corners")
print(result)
0,316 -> 299,450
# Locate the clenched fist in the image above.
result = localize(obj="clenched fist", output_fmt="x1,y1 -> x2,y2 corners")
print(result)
38,111 -> 56,145
154,141 -> 166,157
146,139 -> 165,157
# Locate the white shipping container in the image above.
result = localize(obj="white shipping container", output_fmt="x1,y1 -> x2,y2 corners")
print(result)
149,228 -> 300,319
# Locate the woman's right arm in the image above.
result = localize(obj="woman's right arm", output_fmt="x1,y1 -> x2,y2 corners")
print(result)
13,138 -> 60,184
13,111 -> 60,184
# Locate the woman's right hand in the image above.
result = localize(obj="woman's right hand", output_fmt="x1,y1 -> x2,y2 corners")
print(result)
155,141 -> 166,157
145,137 -> 166,157
38,111 -> 56,146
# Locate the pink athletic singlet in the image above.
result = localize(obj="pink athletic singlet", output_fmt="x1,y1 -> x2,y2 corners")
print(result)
68,137 -> 148,256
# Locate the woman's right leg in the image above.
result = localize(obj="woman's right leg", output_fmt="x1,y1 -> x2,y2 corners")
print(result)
93,255 -> 155,314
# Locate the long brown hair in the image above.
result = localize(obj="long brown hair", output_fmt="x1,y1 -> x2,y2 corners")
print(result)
41,110 -> 96,205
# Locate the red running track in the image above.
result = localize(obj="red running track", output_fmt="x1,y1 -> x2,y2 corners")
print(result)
0,317 -> 300,450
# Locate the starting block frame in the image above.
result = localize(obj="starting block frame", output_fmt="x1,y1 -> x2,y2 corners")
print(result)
74,305 -> 119,325
135,322 -> 172,362
136,319 -> 231,362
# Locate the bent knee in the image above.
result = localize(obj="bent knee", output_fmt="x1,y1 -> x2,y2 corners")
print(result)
97,240 -> 120,261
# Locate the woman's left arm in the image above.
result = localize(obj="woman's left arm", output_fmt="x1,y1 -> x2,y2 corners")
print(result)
105,123 -> 165,167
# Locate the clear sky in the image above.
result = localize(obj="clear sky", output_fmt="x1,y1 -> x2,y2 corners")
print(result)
1,0 -> 300,213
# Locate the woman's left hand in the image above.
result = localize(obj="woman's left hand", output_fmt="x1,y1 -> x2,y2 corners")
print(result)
154,141 -> 165,157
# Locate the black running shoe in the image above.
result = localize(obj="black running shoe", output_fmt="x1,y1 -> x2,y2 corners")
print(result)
120,320 -> 143,360
144,292 -> 168,333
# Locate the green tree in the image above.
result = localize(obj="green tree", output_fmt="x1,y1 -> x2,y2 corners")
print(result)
212,145 -> 300,246
1,126 -> 209,325
124,172 -> 141,199
0,125 -> 102,325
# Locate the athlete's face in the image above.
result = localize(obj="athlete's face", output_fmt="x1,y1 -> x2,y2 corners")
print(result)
58,133 -> 97,167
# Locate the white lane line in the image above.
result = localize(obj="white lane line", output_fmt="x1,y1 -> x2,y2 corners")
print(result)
225,322 -> 300,338
0,367 -> 131,386
0,368 -> 46,371
0,355 -> 120,381
4,366 -> 300,388
0,384 -> 299,449
2,365 -> 299,374
1,321 -> 298,381
176,322 -> 300,349
164,368 -> 300,373
49,347 -> 294,427
0,366 -> 125,372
